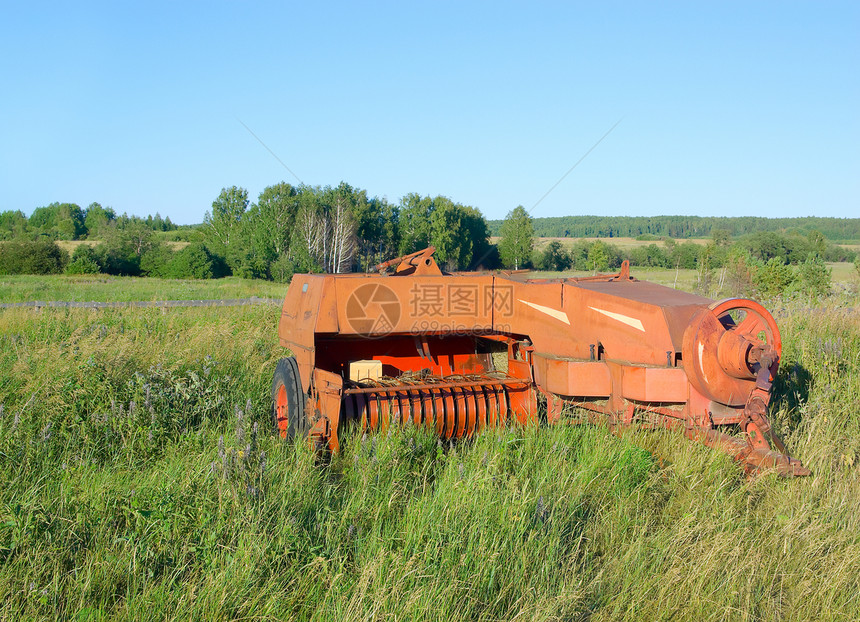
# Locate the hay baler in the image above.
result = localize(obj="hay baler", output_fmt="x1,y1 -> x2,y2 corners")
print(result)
273,247 -> 808,476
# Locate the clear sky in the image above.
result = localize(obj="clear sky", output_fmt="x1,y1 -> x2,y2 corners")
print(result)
2,1 -> 857,224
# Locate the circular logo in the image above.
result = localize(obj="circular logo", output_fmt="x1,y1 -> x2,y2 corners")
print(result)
345,283 -> 401,335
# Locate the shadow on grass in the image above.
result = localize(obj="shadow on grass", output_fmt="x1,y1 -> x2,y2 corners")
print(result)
773,360 -> 813,431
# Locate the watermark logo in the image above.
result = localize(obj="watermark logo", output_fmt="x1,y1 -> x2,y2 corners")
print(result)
409,283 -> 514,318
411,320 -> 512,336
345,283 -> 401,334
345,282 -> 514,336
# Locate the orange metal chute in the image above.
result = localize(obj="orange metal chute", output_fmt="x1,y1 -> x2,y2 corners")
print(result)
273,248 -> 808,477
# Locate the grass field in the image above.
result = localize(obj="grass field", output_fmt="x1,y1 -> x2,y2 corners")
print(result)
53,240 -> 191,255
1,278 -> 859,620
489,236 -> 711,251
0,274 -> 287,303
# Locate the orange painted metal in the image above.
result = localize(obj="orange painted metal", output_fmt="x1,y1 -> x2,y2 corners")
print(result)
532,354 -> 612,397
275,385 -> 289,437
277,248 -> 808,476
619,365 -> 688,403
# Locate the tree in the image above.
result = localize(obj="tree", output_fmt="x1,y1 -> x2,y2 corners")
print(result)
723,248 -> 756,297
139,244 -> 175,277
350,193 -> 400,269
393,193 -> 489,270
0,210 -> 28,240
223,183 -> 301,279
697,242 -> 721,293
65,245 -> 101,274
670,241 -> 701,270
167,244 -> 222,279
324,183 -> 359,273
628,243 -> 669,268
252,182 -> 299,258
539,241 -> 572,271
290,191 -> 326,274
798,253 -> 831,300
429,197 -> 473,271
84,203 -> 116,238
397,193 -> 434,255
95,222 -> 156,275
28,203 -> 86,240
460,205 -> 493,269
712,228 -> 732,246
122,219 -> 156,257
145,212 -> 177,232
807,230 -> 826,257
499,206 -> 533,270
754,257 -> 796,299
377,200 -> 401,264
269,254 -> 296,283
140,243 -> 226,279
204,186 -> 249,254
587,241 -> 609,272
0,240 -> 68,274
348,185 -> 392,269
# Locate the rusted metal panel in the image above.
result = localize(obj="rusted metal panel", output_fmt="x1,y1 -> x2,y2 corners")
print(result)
532,353 -> 611,397
620,365 -> 688,403
279,275 -> 326,349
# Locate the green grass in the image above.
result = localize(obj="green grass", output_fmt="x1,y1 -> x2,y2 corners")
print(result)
1,290 -> 860,620
0,274 -> 287,303
829,261 -> 858,286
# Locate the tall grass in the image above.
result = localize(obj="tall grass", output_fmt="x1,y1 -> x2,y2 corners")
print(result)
1,299 -> 859,620
0,274 -> 286,303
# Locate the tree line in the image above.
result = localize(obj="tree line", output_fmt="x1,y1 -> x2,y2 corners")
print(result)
489,215 -> 860,242
2,187 -> 858,295
0,183 -> 496,280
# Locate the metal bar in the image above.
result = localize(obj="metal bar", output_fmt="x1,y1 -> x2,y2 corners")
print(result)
343,376 -> 529,394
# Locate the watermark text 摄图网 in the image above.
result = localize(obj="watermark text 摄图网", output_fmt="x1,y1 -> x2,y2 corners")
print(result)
345,282 -> 514,336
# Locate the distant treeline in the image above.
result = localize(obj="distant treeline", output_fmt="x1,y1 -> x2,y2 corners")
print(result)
488,216 -> 860,242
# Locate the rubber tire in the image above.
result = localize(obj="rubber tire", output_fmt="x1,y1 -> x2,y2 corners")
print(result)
271,357 -> 306,440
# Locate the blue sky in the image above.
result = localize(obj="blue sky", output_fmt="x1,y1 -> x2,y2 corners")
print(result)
2,1 -> 857,224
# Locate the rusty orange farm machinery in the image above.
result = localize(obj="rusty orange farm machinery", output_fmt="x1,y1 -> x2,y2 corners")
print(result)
272,247 -> 809,476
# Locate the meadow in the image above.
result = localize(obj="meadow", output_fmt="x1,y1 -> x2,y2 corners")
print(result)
1,276 -> 859,620
0,274 -> 286,304
53,240 -> 191,256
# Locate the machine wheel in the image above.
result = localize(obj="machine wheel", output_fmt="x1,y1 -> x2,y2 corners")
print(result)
682,298 -> 781,406
711,299 -> 781,357
271,357 -> 306,439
